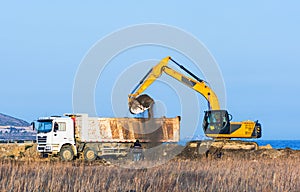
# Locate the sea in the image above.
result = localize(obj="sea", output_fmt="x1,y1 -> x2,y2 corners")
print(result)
255,140 -> 300,150
179,139 -> 300,150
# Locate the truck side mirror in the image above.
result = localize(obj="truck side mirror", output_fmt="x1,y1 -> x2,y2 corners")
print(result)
31,122 -> 35,130
54,122 -> 59,132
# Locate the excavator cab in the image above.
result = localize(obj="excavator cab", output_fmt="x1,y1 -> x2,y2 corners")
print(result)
203,110 -> 231,135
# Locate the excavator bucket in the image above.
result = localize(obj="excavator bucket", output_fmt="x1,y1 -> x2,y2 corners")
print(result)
129,94 -> 154,114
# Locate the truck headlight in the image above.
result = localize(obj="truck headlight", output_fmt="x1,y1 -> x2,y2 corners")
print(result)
45,146 -> 51,150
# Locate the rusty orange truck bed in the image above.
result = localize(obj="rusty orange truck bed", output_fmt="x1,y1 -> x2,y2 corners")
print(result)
74,114 -> 180,143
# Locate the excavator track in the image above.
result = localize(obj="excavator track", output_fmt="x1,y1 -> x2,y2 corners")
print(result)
187,140 -> 259,155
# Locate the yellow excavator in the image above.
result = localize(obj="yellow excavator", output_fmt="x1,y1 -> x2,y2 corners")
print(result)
128,56 -> 261,144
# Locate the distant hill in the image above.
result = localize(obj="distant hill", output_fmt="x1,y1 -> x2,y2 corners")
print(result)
0,113 -> 30,127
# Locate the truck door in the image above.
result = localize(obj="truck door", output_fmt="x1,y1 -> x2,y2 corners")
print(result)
52,120 -> 75,151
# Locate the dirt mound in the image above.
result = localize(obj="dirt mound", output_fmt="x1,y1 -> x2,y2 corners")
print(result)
178,143 -> 300,160
0,143 -> 39,161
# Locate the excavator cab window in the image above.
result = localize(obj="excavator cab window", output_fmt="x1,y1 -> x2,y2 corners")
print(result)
203,110 -> 230,135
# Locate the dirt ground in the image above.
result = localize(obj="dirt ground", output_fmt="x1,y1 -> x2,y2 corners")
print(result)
0,143 -> 40,161
0,142 -> 299,162
178,144 -> 300,160
1,143 -> 299,191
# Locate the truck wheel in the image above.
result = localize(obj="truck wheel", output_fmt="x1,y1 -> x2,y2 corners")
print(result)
60,146 -> 74,161
84,148 -> 97,161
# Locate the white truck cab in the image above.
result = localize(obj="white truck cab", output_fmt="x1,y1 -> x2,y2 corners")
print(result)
34,116 -> 76,157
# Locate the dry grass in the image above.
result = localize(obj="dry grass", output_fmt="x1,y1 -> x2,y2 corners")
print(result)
0,157 -> 299,192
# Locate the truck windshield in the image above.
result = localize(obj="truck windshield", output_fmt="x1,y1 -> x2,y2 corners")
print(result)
36,120 -> 53,133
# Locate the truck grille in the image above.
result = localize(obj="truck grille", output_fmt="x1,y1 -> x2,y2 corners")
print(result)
37,136 -> 47,143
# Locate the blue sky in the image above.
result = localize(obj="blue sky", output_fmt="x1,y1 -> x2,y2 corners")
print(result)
0,1 -> 300,140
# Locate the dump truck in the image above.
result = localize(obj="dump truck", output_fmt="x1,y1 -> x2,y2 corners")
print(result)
33,113 -> 180,161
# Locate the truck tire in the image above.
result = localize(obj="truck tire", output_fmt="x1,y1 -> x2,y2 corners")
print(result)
84,148 -> 97,161
60,146 -> 74,161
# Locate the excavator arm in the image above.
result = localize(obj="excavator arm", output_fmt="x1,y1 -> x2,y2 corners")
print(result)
128,57 -> 169,114
128,56 -> 220,113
